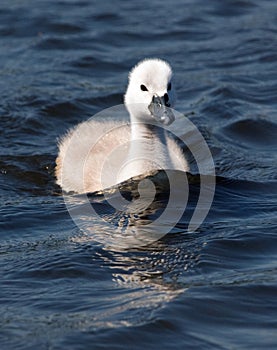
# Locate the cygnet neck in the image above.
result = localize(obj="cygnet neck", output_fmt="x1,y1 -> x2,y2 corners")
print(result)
117,112 -> 173,183
130,120 -> 166,148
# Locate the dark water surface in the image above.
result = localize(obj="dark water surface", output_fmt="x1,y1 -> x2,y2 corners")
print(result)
1,0 -> 277,349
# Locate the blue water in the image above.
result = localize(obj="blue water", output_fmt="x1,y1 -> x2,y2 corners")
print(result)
1,0 -> 277,349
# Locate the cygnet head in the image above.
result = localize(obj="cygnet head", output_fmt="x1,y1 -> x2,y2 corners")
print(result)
124,59 -> 176,126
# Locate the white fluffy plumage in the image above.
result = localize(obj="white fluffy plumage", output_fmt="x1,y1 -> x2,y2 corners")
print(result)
55,58 -> 189,193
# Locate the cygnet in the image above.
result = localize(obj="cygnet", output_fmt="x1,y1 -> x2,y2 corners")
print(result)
55,58 -> 189,193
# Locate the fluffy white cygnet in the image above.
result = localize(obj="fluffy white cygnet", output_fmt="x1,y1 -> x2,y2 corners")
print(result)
55,58 -> 189,193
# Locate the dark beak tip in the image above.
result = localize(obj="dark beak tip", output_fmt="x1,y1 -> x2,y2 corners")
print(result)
148,94 -> 175,125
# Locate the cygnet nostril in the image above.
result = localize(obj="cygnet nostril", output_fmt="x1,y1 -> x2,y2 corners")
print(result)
164,93 -> 170,107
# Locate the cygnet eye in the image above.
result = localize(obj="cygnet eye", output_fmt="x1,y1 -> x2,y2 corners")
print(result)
140,84 -> 148,92
167,82 -> 172,91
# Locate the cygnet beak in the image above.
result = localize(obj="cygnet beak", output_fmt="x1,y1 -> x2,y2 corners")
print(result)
148,94 -> 175,126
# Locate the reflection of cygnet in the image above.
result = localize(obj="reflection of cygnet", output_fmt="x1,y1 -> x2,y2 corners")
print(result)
55,59 -> 189,193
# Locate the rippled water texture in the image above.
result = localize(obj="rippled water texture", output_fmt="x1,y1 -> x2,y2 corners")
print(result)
0,0 -> 277,349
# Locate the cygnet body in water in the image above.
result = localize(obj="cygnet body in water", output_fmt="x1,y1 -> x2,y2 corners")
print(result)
55,59 -> 189,193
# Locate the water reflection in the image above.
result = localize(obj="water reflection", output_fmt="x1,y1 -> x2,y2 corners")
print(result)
67,170 -> 202,249
66,171 -> 206,322
78,232 -> 204,327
